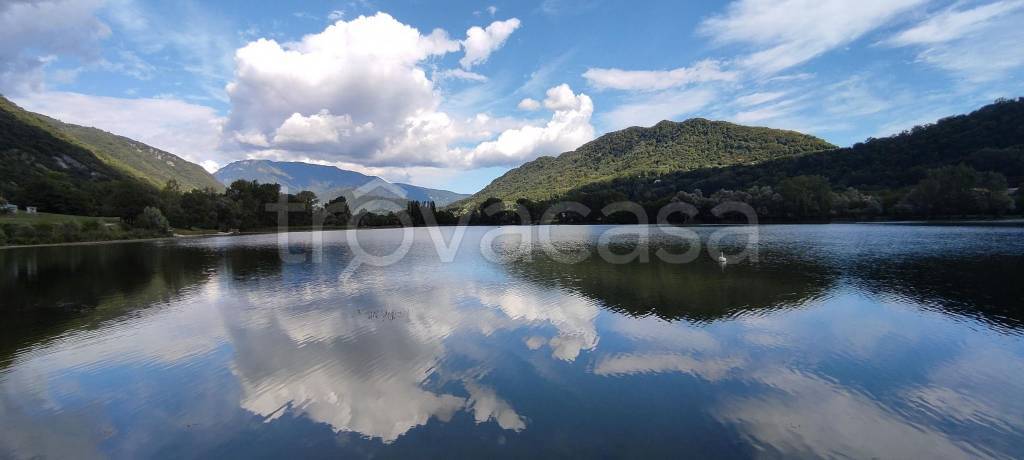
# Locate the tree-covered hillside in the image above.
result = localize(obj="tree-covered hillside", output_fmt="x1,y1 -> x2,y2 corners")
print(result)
1,95 -> 225,219
456,118 -> 835,210
1,96 -> 132,216
566,98 -> 1024,205
38,115 -> 224,191
455,98 -> 1023,223
1,96 -> 221,192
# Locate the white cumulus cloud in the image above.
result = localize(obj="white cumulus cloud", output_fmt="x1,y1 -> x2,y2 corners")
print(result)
517,98 -> 541,111
460,18 -> 521,69
272,110 -> 374,146
223,13 -> 460,167
465,84 -> 594,167
223,13 -> 578,170
542,83 -> 579,110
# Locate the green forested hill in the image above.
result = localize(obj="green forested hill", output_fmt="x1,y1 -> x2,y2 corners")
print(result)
0,96 -> 128,215
566,98 -> 1024,202
35,111 -> 223,192
457,98 -> 1024,221
456,118 -> 835,210
0,96 -> 221,193
1,96 -> 190,220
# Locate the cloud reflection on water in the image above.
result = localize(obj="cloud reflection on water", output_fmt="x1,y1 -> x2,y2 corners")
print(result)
1,225 -> 1023,458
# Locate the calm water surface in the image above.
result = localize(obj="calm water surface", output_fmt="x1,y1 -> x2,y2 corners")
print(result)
1,224 -> 1023,458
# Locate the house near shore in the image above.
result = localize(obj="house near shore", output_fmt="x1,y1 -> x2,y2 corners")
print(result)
25,206 -> 37,214
0,204 -> 17,214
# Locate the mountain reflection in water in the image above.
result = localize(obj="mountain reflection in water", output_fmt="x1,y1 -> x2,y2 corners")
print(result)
0,224 -> 1022,458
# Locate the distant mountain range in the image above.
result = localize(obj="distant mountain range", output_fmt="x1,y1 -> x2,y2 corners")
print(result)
214,160 -> 469,207
455,118 -> 834,210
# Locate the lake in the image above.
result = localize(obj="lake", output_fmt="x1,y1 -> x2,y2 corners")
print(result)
1,224 -> 1023,458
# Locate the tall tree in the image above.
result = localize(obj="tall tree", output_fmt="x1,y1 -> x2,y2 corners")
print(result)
778,175 -> 833,218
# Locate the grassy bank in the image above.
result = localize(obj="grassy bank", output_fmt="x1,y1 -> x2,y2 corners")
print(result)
172,228 -> 227,236
0,212 -> 166,247
0,212 -> 119,225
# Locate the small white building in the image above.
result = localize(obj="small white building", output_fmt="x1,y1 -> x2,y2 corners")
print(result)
25,206 -> 37,214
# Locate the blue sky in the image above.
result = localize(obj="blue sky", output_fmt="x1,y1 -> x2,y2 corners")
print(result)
3,0 -> 1023,193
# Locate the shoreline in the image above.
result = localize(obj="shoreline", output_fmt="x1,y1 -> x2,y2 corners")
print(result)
3,217 -> 1022,250
0,232 -> 232,250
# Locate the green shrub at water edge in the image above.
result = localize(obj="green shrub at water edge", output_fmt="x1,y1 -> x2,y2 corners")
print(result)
81,220 -> 101,232
0,224 -> 14,242
33,223 -> 56,243
12,225 -> 37,244
80,220 -> 109,241
57,221 -> 83,242
134,206 -> 171,236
